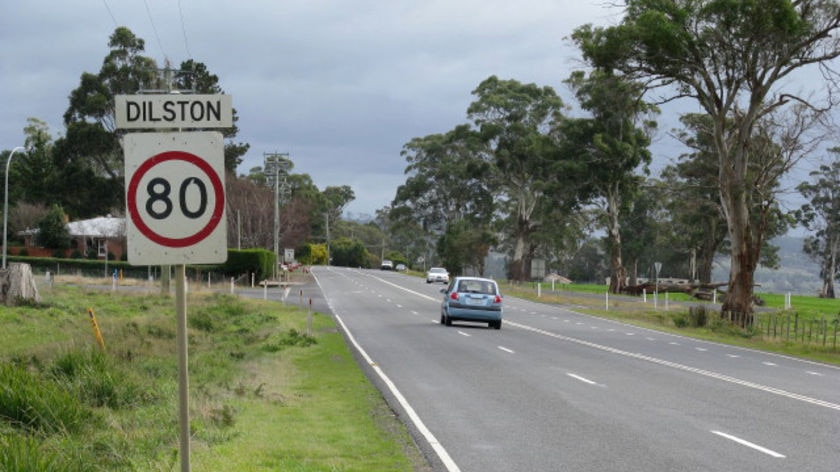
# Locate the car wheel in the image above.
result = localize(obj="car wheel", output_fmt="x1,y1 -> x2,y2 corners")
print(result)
440,313 -> 446,325
444,313 -> 452,326
493,320 -> 502,330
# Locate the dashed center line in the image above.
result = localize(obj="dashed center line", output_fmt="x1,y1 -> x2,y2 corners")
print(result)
498,346 -> 515,354
458,331 -> 471,337
567,373 -> 598,385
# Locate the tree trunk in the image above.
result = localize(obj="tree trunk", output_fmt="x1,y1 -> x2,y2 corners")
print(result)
720,179 -> 757,326
606,189 -> 625,294
823,236 -> 837,298
0,263 -> 41,306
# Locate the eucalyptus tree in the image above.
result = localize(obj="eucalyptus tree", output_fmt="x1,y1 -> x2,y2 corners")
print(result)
466,76 -> 567,281
796,152 -> 840,298
391,124 -> 495,273
572,0 -> 840,323
563,70 -> 657,293
392,125 -> 493,233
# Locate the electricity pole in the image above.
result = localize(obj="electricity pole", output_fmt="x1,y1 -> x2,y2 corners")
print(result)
263,152 -> 291,279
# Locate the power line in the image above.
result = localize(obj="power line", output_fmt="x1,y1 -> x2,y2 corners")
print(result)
143,0 -> 168,62
101,0 -> 118,27
178,0 -> 192,59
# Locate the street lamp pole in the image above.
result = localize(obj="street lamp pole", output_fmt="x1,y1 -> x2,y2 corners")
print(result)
3,146 -> 25,269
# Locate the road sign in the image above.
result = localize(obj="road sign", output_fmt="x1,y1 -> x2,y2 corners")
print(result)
124,132 -> 227,265
115,94 -> 233,129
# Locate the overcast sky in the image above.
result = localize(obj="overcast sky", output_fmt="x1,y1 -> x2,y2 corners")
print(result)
1,0 -> 826,220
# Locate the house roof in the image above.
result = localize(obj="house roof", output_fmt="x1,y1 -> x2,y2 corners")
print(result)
65,216 -> 125,238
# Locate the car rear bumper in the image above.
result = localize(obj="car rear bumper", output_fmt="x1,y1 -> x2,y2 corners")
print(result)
445,306 -> 502,321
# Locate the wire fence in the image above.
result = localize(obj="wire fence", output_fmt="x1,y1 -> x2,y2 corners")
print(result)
754,312 -> 840,351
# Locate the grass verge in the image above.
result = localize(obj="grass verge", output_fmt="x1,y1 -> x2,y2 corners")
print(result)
0,280 -> 429,471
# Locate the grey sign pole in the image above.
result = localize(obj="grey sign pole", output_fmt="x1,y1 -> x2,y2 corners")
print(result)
175,265 -> 190,472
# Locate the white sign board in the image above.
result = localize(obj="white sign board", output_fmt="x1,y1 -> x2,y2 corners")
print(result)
284,248 -> 295,263
123,132 -> 227,265
115,94 -> 233,129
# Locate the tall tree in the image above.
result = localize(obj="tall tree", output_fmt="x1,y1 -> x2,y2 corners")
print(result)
563,70 -> 657,293
796,152 -> 840,298
466,76 -> 566,281
572,0 -> 840,323
392,125 -> 495,271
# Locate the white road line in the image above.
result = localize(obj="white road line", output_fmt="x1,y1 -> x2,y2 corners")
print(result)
504,320 -> 840,411
567,373 -> 598,385
711,431 -> 786,458
763,362 -> 778,367
807,371 -> 824,377
458,331 -> 471,337
727,354 -> 740,358
498,346 -> 515,354
696,347 -> 708,352
312,271 -> 462,472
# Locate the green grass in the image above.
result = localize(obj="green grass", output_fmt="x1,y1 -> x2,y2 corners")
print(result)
0,280 -> 426,471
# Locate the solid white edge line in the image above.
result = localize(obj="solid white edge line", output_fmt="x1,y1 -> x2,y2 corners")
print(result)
711,431 -> 786,458
313,269 -> 462,472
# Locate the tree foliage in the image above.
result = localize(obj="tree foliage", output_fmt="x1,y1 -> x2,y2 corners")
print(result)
36,205 -> 72,249
563,69 -> 657,293
572,0 -> 840,323
796,151 -> 840,298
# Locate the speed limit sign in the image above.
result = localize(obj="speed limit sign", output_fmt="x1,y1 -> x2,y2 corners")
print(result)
123,132 -> 227,265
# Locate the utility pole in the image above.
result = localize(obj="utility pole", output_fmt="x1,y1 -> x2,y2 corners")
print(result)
263,152 -> 291,279
324,212 -> 331,265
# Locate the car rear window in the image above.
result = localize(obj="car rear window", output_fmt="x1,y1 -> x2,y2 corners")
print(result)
457,280 -> 496,295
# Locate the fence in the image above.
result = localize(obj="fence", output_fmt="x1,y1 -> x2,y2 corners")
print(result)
754,312 -> 840,351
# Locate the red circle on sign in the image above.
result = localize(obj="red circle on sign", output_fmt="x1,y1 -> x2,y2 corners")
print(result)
127,150 -> 225,248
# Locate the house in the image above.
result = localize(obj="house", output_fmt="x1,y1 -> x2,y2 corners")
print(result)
19,216 -> 126,260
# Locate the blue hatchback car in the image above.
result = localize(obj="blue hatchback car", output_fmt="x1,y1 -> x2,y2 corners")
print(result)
440,276 -> 503,329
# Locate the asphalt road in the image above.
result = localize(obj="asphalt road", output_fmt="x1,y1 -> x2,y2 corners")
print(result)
292,266 -> 840,472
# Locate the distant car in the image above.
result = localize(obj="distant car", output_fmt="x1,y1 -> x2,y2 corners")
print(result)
440,276 -> 502,329
395,263 -> 407,271
381,260 -> 394,270
426,267 -> 450,284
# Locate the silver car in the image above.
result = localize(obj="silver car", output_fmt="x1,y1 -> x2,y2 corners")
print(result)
440,276 -> 503,329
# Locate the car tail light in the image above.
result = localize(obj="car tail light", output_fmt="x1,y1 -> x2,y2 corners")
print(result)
450,292 -> 459,301
494,295 -> 502,303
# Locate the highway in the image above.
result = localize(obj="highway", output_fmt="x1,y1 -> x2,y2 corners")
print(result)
302,266 -> 840,472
